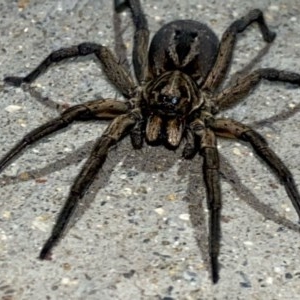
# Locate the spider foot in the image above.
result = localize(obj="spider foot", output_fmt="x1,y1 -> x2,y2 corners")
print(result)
210,253 -> 220,284
4,76 -> 25,87
212,268 -> 220,284
39,240 -> 54,260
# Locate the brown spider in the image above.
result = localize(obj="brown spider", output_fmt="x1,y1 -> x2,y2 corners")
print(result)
1,0 -> 300,284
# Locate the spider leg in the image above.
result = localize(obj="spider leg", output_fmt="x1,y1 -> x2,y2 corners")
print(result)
191,120 -> 221,283
130,120 -> 145,149
182,129 -> 198,160
39,108 -> 141,259
211,118 -> 300,219
0,99 -> 129,173
4,43 -> 135,98
126,0 -> 150,83
214,68 -> 300,111
203,9 -> 276,92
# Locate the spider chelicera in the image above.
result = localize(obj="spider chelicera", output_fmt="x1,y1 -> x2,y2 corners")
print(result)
1,0 -> 300,283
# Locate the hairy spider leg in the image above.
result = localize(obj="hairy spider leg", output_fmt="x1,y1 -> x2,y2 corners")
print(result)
0,99 -> 129,173
203,9 -> 276,92
214,68 -> 300,111
39,109 -> 141,259
4,43 -> 135,98
201,131 -> 221,283
190,120 -> 221,283
211,118 -> 300,220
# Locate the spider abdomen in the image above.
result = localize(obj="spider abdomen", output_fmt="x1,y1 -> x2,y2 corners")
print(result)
148,20 -> 219,84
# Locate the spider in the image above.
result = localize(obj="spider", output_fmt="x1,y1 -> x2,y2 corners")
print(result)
1,0 -> 300,284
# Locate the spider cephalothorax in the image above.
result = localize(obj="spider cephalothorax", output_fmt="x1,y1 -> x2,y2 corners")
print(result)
1,0 -> 300,284
142,70 -> 202,147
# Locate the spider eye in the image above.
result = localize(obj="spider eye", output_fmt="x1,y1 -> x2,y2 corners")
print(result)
171,96 -> 179,105
161,95 -> 180,105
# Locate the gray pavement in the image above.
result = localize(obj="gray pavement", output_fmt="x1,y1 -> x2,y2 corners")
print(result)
0,0 -> 300,299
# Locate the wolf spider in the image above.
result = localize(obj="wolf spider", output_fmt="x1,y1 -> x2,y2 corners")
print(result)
1,0 -> 300,283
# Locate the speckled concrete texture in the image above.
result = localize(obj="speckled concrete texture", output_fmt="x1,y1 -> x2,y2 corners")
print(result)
0,0 -> 300,299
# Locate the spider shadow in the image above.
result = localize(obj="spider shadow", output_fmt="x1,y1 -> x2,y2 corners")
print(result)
251,101 -> 300,128
219,153 -> 300,233
226,42 -> 273,87
113,8 -> 131,72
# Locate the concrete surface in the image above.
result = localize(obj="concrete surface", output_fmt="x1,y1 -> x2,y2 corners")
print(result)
0,0 -> 300,299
